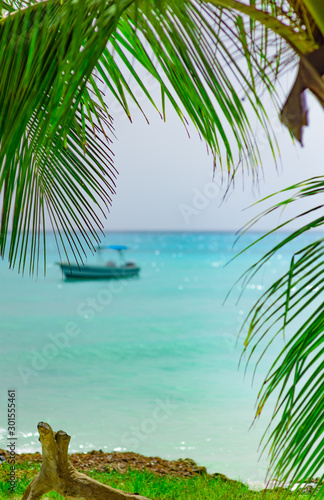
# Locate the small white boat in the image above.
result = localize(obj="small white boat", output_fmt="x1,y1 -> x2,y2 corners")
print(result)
58,245 -> 140,280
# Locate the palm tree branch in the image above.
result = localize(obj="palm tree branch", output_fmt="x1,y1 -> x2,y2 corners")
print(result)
206,0 -> 318,53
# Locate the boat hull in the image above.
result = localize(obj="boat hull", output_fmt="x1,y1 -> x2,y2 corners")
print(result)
58,263 -> 140,280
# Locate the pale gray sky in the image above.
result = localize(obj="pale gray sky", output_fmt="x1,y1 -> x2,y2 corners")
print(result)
102,89 -> 324,232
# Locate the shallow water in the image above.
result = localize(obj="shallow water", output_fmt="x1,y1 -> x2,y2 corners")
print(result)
0,231 -> 320,482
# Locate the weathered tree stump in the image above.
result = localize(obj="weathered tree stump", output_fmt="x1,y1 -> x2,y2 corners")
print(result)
22,422 -> 152,500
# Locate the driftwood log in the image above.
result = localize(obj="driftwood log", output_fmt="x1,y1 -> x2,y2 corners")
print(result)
22,422 -> 152,500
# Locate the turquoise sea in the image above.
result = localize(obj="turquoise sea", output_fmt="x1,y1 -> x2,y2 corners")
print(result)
0,231 -> 319,485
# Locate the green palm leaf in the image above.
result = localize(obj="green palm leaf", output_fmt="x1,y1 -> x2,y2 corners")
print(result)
1,0 -> 299,273
0,0 -> 130,273
237,179 -> 324,495
108,3 -> 280,171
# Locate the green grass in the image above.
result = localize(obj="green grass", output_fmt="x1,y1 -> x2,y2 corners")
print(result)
0,462 -> 310,500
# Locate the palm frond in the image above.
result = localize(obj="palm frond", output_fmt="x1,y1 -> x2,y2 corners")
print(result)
0,0 -> 290,273
237,178 -> 324,495
0,0 -> 132,273
209,0 -> 319,53
105,1 -> 292,172
1,0 -> 322,274
304,0 -> 324,38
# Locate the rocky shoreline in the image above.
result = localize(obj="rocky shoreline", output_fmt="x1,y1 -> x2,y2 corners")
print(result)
0,449 -> 321,494
0,448 -> 236,483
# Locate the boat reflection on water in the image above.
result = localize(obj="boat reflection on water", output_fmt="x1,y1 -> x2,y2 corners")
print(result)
58,245 -> 140,280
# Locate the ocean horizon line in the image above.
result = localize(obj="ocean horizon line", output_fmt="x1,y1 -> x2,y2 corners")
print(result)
5,228 -> 324,235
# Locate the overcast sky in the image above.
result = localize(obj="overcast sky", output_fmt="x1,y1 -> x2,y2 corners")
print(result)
102,83 -> 324,233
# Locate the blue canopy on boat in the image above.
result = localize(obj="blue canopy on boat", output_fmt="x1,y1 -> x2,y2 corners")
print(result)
99,245 -> 128,251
